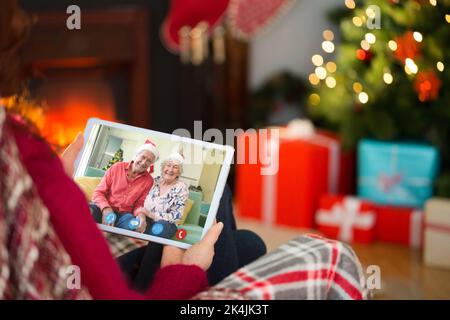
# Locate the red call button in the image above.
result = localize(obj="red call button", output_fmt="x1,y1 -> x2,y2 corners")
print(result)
176,229 -> 187,240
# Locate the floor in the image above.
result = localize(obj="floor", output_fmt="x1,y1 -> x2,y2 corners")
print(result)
235,216 -> 450,300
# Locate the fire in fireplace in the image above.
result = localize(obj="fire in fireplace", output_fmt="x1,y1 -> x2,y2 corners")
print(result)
34,75 -> 116,148
22,8 -> 150,149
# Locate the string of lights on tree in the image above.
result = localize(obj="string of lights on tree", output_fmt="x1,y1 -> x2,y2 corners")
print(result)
306,0 -> 450,196
308,0 -> 447,110
307,0 -> 448,133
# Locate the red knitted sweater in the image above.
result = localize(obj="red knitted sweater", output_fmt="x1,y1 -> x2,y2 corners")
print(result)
9,115 -> 208,300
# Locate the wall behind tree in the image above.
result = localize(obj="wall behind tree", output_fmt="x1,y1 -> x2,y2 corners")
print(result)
249,0 -> 342,90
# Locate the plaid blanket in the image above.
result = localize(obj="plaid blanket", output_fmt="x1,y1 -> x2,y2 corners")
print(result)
194,234 -> 368,300
105,221 -> 368,300
0,110 -> 90,299
104,233 -> 146,258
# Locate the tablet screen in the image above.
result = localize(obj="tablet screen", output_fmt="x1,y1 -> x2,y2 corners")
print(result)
74,118 -> 234,249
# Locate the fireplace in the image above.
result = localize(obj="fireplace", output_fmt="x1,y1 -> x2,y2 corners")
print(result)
22,7 -> 150,148
31,71 -> 117,147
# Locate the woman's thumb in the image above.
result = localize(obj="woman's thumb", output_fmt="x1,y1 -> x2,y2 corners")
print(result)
201,222 -> 223,246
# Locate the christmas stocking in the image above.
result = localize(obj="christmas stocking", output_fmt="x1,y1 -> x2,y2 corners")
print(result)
228,0 -> 296,40
161,0 -> 230,52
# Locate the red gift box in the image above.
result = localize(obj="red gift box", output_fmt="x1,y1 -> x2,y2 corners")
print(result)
315,195 -> 377,243
236,123 -> 354,229
318,131 -> 355,195
376,206 -> 423,248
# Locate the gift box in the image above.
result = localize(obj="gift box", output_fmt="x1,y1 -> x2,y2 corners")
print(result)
358,139 -> 439,208
423,198 -> 450,269
375,206 -> 423,248
236,120 -> 354,229
318,131 -> 356,195
315,195 -> 377,243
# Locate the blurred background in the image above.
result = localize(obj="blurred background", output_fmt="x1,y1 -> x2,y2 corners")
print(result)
2,0 -> 450,299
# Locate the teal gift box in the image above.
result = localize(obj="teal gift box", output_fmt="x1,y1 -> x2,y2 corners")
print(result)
357,139 -> 439,208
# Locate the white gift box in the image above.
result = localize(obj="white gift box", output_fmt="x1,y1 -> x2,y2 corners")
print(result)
423,198 -> 450,269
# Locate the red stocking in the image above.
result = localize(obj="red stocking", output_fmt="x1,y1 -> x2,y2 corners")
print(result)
161,0 -> 230,52
228,0 -> 295,40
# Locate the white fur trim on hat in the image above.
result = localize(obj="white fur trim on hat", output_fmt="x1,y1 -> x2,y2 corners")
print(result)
166,152 -> 184,165
136,139 -> 159,161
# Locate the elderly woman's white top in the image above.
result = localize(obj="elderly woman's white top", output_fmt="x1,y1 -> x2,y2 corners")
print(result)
143,176 -> 188,224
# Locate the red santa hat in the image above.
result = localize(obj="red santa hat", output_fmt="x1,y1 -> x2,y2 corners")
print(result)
136,139 -> 159,162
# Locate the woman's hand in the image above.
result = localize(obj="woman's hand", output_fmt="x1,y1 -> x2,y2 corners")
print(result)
161,222 -> 223,271
101,207 -> 115,226
134,207 -> 148,217
135,213 -> 147,233
61,132 -> 84,176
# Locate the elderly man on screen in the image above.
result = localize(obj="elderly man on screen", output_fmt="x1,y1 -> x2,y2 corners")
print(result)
89,139 -> 159,231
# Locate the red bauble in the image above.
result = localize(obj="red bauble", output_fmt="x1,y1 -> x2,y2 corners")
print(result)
394,31 -> 421,62
356,49 -> 373,63
414,71 -> 442,102
353,103 -> 363,113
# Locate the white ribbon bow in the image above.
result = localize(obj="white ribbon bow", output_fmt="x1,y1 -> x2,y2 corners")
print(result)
316,197 -> 376,243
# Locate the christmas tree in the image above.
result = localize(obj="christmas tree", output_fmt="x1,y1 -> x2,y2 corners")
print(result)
307,0 -> 450,195
103,148 -> 124,171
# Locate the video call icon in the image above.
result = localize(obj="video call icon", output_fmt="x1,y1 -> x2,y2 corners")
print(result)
175,229 -> 187,240
151,222 -> 164,235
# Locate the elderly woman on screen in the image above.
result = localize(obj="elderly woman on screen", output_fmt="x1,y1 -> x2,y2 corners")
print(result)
135,152 -> 188,238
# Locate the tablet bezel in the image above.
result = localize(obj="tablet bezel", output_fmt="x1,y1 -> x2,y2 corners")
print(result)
74,118 -> 234,249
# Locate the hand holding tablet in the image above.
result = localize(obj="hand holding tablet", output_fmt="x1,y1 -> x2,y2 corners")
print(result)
161,221 -> 224,271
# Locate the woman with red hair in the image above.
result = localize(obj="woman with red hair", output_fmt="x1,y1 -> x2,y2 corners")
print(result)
0,0 -> 224,300
0,0 -> 367,301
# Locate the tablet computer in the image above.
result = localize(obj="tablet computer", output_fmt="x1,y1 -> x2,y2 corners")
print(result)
74,118 -> 234,249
